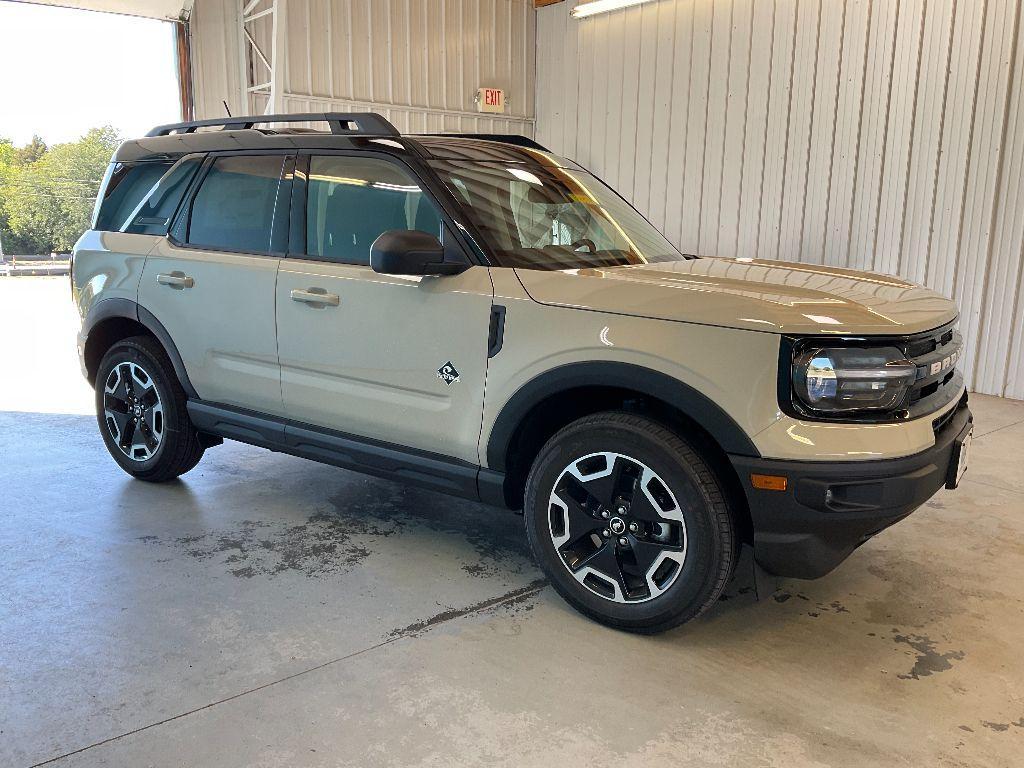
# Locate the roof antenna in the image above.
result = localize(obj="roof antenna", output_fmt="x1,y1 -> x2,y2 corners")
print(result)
223,100 -> 232,117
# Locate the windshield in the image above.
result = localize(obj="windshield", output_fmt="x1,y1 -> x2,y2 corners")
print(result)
430,160 -> 694,270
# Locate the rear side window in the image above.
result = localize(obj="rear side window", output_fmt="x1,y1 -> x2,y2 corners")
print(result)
187,155 -> 285,254
93,161 -> 174,232
122,156 -> 203,235
306,155 -> 441,265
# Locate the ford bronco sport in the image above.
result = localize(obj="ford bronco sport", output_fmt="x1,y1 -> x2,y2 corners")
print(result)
72,113 -> 973,633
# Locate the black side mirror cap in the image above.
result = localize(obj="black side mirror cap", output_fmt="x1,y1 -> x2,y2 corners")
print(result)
370,230 -> 468,276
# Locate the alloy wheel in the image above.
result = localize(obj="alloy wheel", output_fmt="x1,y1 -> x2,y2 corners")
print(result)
548,451 -> 688,603
103,361 -> 164,462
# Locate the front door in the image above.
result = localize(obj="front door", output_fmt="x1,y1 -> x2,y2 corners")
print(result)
140,153 -> 291,415
275,153 -> 493,464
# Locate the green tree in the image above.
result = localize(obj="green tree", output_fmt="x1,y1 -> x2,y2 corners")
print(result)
15,135 -> 47,165
0,127 -> 120,254
0,138 -> 29,255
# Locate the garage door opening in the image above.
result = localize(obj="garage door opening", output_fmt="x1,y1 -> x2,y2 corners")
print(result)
0,1 -> 184,414
0,1 -> 182,259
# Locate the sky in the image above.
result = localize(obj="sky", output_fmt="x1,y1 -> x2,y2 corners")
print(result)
0,2 -> 181,147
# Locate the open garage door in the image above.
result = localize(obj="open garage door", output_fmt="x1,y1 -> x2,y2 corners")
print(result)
15,0 -> 191,20
8,0 -> 195,120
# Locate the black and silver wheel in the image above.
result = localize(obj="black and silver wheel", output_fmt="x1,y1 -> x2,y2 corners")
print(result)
95,336 -> 205,482
103,361 -> 165,462
524,412 -> 735,633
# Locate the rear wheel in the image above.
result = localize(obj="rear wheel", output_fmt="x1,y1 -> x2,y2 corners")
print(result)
523,412 -> 735,633
95,336 -> 204,482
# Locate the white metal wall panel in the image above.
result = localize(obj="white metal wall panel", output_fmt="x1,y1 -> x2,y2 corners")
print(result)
977,10 -> 1024,398
756,0 -> 797,261
537,0 -> 1024,399
952,0 -> 1019,395
189,0 -> 246,120
900,0 -> 955,286
192,0 -> 536,135
846,0 -> 898,274
776,1 -> 819,263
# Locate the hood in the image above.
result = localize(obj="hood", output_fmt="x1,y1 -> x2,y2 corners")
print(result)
515,257 -> 958,336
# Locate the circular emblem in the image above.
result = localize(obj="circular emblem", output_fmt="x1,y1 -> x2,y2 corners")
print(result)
133,403 -> 144,418
609,517 -> 626,535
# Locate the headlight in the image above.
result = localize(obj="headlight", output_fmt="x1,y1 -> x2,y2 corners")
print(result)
792,346 -> 917,413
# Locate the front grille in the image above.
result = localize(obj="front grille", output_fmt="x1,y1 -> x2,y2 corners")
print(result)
899,321 -> 963,417
905,326 -> 955,358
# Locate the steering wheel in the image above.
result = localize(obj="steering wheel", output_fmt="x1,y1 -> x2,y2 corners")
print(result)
570,238 -> 597,253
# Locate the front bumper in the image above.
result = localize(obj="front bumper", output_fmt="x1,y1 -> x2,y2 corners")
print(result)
729,394 -> 972,579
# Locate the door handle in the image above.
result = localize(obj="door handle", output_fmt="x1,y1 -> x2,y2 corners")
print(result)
290,288 -> 340,307
157,272 -> 194,289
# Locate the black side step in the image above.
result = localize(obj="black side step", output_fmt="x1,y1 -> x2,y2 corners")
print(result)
186,400 -> 504,505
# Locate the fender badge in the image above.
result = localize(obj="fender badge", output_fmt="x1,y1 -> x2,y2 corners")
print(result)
437,361 -> 460,385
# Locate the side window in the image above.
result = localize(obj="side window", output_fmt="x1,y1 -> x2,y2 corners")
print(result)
306,155 -> 441,265
93,161 -> 174,232
122,155 -> 203,235
187,155 -> 285,253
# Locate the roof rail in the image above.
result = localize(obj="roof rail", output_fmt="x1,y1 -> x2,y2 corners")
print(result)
146,112 -> 400,138
418,133 -> 550,152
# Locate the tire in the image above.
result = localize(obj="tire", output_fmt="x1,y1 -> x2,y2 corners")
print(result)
95,335 -> 204,482
523,412 -> 735,634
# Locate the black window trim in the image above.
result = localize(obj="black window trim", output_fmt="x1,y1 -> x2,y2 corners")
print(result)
168,149 -> 296,259
285,148 -> 481,269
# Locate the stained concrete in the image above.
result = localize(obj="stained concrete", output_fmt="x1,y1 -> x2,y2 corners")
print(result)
2,277 -> 1023,768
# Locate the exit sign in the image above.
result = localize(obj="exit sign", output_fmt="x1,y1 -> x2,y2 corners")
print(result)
477,87 -> 505,114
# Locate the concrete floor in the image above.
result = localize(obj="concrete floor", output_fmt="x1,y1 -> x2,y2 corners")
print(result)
2,277 -> 1023,768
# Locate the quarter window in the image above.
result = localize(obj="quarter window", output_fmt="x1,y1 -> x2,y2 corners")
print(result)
122,156 -> 203,235
306,156 -> 441,265
93,161 -> 174,232
188,155 -> 285,253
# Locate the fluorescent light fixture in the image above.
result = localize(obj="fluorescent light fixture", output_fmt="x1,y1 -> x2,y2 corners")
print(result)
571,0 -> 656,18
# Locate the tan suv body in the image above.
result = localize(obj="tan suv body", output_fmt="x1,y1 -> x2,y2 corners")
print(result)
72,114 -> 973,632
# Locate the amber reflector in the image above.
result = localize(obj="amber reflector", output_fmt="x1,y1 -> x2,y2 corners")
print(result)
751,474 -> 788,491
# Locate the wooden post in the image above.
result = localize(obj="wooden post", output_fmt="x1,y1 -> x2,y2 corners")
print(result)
174,19 -> 194,122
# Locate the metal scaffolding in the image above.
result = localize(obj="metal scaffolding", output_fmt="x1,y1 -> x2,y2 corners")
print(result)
238,0 -> 286,115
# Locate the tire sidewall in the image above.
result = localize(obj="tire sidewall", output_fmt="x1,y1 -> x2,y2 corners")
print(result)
524,417 -> 728,629
95,340 -> 179,476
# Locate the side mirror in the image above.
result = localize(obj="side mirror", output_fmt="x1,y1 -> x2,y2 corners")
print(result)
370,230 -> 467,276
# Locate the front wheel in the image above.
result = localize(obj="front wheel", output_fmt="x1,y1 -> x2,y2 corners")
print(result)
95,336 -> 204,482
523,412 -> 736,633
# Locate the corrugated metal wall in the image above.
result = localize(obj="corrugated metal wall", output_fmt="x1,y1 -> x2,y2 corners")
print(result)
191,0 -> 536,135
537,0 -> 1024,399
190,0 -> 246,120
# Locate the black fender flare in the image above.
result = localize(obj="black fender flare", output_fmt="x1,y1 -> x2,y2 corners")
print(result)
83,297 -> 198,399
485,361 -> 761,471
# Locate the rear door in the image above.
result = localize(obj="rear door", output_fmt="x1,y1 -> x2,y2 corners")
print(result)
275,152 -> 493,464
139,152 -> 292,415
